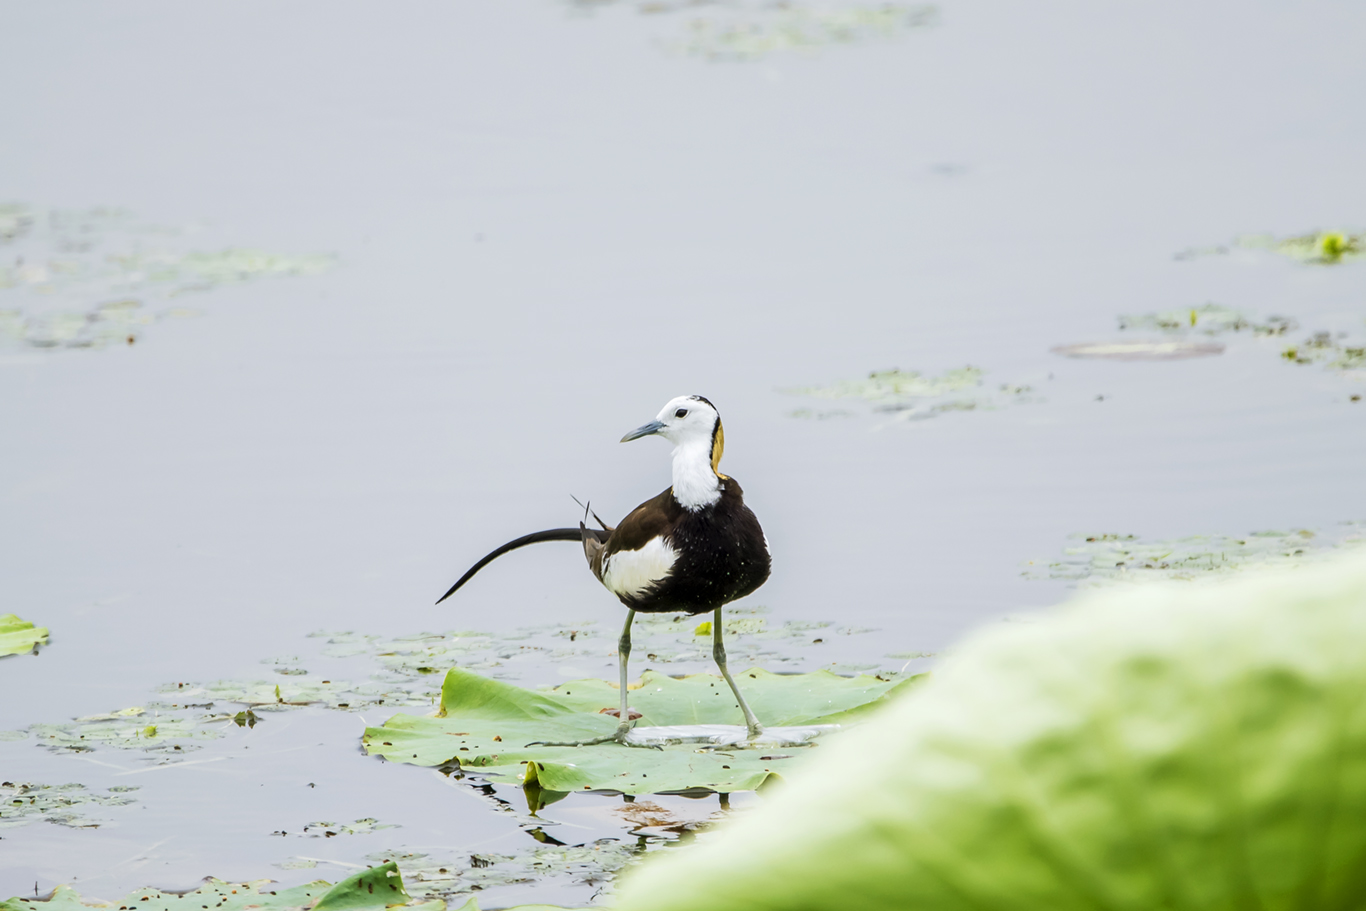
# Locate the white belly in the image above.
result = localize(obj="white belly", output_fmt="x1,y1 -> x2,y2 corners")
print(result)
602,537 -> 677,599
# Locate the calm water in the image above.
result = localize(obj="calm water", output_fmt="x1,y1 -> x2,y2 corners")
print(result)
3,1 -> 1365,905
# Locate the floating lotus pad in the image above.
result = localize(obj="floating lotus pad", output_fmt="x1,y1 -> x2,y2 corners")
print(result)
364,667 -> 922,795
0,614 -> 48,657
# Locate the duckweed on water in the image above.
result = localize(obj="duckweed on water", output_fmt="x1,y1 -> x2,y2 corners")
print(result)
0,614 -> 48,657
1024,522 -> 1366,587
0,204 -> 334,351
0,781 -> 139,830
782,367 -> 1036,423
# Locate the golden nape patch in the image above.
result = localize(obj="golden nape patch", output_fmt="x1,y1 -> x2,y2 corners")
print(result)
712,421 -> 729,479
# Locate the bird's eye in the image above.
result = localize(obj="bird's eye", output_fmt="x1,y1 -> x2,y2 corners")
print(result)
675,408 -> 688,418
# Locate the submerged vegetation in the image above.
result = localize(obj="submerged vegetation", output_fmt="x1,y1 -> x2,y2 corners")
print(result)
0,204 -> 334,351
783,366 -> 1036,423
1025,523 -> 1366,587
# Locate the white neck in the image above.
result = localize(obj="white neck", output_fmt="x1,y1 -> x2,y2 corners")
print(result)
671,436 -> 721,511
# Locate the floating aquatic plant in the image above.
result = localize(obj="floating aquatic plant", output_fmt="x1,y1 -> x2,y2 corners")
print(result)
665,4 -> 939,62
0,204 -> 334,351
1116,302 -> 1294,336
1024,523 -> 1366,587
1239,229 -> 1366,264
1176,229 -> 1366,264
17,610 -> 893,763
0,614 -> 48,657
783,367 -> 1036,423
1280,329 -> 1366,373
0,780 -> 138,830
365,666 -> 922,795
0,863 -> 440,911
362,843 -> 649,905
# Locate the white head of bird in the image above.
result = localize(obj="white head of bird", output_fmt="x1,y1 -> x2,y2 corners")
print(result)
620,394 -> 725,511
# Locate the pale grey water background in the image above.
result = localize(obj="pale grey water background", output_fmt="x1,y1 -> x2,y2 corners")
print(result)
2,1 -> 1365,905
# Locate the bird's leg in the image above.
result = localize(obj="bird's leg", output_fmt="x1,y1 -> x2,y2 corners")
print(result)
612,609 -> 637,738
527,610 -> 655,749
712,607 -> 764,739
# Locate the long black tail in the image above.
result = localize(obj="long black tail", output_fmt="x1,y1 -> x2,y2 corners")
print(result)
436,528 -> 607,605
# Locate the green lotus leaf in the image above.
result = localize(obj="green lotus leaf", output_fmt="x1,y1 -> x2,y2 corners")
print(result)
612,552 -> 1366,910
0,614 -> 48,657
364,667 -> 921,795
0,863 -> 425,911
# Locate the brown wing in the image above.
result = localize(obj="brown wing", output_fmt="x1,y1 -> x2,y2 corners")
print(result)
591,488 -> 681,583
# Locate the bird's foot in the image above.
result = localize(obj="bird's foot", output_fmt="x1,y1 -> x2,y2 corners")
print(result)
526,722 -> 662,750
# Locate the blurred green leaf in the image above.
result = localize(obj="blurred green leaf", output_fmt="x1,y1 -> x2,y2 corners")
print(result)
614,553 -> 1366,910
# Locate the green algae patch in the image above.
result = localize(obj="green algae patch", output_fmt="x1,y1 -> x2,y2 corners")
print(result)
782,367 -> 1035,423
0,864 -> 436,911
364,667 -> 922,795
0,614 -> 48,657
0,781 -> 138,830
1025,523 -> 1366,587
